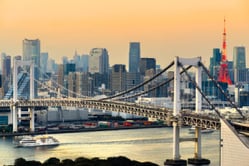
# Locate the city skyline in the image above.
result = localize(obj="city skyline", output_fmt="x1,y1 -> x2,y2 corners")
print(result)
0,0 -> 248,67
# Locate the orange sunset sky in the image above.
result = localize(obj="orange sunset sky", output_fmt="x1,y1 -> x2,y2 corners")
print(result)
0,0 -> 248,68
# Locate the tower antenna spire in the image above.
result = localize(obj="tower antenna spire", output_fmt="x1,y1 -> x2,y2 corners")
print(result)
218,18 -> 232,85
222,18 -> 227,62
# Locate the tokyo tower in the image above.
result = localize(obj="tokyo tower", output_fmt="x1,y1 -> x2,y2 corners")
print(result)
218,19 -> 232,85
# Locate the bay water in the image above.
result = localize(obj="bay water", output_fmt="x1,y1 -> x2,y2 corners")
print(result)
0,127 -> 220,166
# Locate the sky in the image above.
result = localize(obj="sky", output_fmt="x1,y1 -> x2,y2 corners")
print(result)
0,0 -> 248,68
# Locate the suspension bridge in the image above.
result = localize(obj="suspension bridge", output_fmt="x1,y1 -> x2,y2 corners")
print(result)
0,57 -> 248,165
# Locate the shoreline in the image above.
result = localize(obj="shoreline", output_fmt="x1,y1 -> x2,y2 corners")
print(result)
0,125 -> 169,137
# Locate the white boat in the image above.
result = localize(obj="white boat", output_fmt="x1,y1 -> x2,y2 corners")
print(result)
188,126 -> 214,134
16,135 -> 60,147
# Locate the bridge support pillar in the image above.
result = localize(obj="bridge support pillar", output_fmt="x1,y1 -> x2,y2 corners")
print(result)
187,58 -> 210,165
58,106 -> 64,123
12,106 -> 18,132
165,123 -> 187,166
29,108 -> 35,132
165,57 -> 187,166
18,107 -> 22,123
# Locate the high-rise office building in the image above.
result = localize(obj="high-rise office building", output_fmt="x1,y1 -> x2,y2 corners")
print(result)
89,48 -> 109,90
209,48 -> 221,78
129,42 -> 140,73
2,56 -> 11,79
68,72 -> 93,97
81,54 -> 89,72
73,51 -> 81,71
23,39 -> 40,68
64,63 -> 76,75
47,58 -> 54,73
23,39 -> 40,97
233,46 -> 246,70
89,48 -> 109,74
139,58 -> 156,76
233,46 -> 246,83
2,55 -> 11,96
62,56 -> 68,65
126,72 -> 141,90
111,64 -> 127,93
40,52 -> 48,79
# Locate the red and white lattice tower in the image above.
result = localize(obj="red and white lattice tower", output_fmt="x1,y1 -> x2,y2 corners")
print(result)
218,19 -> 232,85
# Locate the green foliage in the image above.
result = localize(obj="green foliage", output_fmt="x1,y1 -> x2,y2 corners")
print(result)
13,156 -> 159,166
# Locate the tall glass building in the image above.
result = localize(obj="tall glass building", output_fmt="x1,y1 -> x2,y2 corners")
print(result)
89,48 -> 109,74
40,52 -> 48,80
139,58 -> 156,76
23,39 -> 40,68
22,39 -> 41,97
233,46 -> 246,70
129,42 -> 140,73
233,46 -> 246,83
89,48 -> 109,90
209,48 -> 221,79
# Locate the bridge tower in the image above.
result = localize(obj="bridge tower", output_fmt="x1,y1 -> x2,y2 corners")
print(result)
12,59 -> 35,132
165,57 -> 210,166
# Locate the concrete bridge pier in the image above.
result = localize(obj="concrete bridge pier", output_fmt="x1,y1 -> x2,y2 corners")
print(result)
12,59 -> 34,132
165,57 -> 187,166
187,127 -> 210,165
29,107 -> 35,132
165,57 -> 211,166
187,59 -> 210,166
18,107 -> 22,123
11,105 -> 18,132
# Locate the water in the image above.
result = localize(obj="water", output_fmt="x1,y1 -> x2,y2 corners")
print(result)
0,127 -> 220,166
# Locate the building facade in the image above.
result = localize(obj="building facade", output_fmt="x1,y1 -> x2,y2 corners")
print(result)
22,39 -> 40,97
139,58 -> 156,76
111,64 -> 127,93
209,48 -> 221,79
40,52 -> 48,80
68,72 -> 93,97
129,42 -> 140,73
89,48 -> 109,74
233,46 -> 246,83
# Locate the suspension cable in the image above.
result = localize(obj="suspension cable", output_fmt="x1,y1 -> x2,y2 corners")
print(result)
116,65 -> 192,100
200,62 -> 245,119
34,64 -> 87,98
178,62 -> 223,118
100,61 -> 175,101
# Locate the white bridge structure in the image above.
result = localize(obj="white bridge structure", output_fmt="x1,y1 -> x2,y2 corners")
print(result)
0,57 -> 248,166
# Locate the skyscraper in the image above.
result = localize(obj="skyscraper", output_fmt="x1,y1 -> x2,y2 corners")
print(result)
40,52 -> 48,79
111,64 -> 127,93
2,55 -> 11,79
209,48 -> 221,78
233,46 -> 246,83
89,48 -> 109,90
129,42 -> 140,73
233,46 -> 246,70
89,48 -> 109,74
139,58 -> 156,76
23,39 -> 40,97
23,39 -> 40,68
81,54 -> 89,72
68,72 -> 93,97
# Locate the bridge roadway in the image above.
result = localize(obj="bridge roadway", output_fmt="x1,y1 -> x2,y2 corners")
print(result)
0,98 -> 221,129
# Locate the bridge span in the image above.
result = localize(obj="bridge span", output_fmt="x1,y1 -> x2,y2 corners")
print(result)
1,57 -> 248,166
0,98 -> 220,130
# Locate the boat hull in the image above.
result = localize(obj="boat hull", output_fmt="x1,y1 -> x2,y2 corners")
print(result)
15,135 -> 60,147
